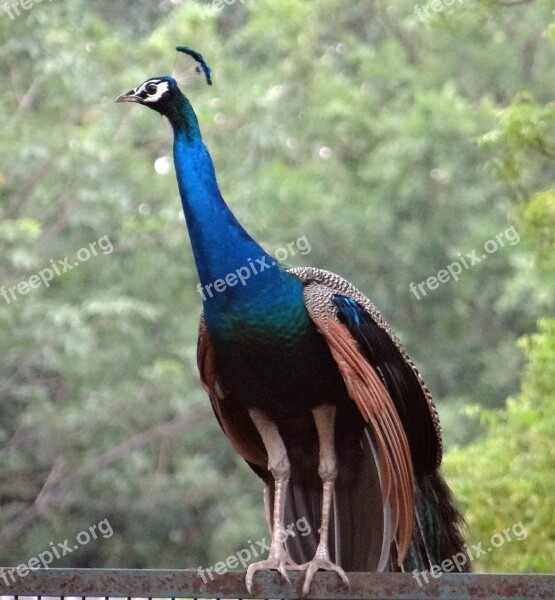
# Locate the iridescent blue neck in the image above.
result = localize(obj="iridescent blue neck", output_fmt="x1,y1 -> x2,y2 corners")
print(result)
173,128 -> 267,286
167,92 -> 302,328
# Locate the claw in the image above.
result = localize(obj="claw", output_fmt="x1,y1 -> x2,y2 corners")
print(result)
245,557 -> 292,593
295,558 -> 350,597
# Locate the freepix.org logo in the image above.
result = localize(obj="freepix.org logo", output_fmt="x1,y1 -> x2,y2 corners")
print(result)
0,518 -> 113,586
197,235 -> 311,301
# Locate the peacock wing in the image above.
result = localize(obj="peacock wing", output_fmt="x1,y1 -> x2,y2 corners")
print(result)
289,267 -> 443,564
289,267 -> 442,473
197,317 -> 268,472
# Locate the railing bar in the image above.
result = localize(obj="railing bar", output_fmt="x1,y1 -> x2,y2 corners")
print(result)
1,570 -> 554,599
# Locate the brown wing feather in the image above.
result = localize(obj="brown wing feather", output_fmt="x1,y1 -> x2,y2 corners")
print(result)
198,318 -> 267,470
290,266 -> 442,470
302,284 -> 415,563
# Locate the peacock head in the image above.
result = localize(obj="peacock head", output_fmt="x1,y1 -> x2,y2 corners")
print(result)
115,46 -> 212,118
116,76 -> 179,114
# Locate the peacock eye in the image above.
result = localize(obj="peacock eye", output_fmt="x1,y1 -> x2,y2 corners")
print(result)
146,83 -> 157,94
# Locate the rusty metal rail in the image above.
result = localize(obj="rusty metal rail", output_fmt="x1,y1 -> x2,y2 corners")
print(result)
0,568 -> 553,600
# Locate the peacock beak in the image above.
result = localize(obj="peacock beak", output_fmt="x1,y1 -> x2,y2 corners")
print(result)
115,88 -> 142,103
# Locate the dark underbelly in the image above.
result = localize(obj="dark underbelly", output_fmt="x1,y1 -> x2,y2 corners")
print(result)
212,320 -> 367,487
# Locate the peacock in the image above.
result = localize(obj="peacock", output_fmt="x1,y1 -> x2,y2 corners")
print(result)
116,47 -> 468,595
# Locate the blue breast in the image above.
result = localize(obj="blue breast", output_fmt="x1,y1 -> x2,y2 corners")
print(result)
203,264 -> 310,346
171,119 -> 310,344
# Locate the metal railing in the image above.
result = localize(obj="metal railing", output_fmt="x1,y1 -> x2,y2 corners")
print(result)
0,569 -> 554,600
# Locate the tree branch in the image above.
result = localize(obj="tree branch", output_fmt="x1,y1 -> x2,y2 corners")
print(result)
0,408 -> 210,547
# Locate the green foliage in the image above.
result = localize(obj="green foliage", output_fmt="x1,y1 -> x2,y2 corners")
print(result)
524,189 -> 555,259
445,318 -> 555,572
444,44 -> 555,573
480,94 -> 555,195
0,0 -> 553,574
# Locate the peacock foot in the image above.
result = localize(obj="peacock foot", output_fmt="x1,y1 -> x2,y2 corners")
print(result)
292,556 -> 350,597
245,552 -> 298,593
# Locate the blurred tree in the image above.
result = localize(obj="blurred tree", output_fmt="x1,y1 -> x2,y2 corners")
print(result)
445,65 -> 555,574
0,0 -> 552,572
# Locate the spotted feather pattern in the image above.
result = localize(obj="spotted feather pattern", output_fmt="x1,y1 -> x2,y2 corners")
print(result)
288,266 -> 442,467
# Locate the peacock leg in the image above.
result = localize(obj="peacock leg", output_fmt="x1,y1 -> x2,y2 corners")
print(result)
263,484 -> 272,533
295,404 -> 349,596
246,408 -> 296,592
263,482 -> 298,567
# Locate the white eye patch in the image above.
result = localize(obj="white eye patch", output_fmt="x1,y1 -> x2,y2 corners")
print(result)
138,80 -> 170,103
